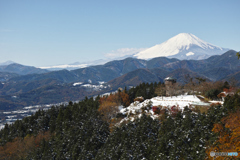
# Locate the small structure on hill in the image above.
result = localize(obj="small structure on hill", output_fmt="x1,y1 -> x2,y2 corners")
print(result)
134,96 -> 144,102
164,77 -> 177,96
217,89 -> 235,101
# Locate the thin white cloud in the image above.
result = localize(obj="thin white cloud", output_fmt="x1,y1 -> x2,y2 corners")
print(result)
104,48 -> 146,58
39,64 -> 88,69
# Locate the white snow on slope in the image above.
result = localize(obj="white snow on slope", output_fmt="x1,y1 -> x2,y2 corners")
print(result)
82,84 -> 108,89
98,81 -> 105,85
134,33 -> 228,60
121,95 -> 207,113
73,81 -> 109,91
73,82 -> 83,86
119,95 -> 210,122
150,95 -> 209,108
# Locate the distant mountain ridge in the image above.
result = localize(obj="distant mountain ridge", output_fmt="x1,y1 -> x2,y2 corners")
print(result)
0,63 -> 49,75
0,61 -> 15,66
109,50 -> 239,88
6,50 -> 240,84
35,33 -> 230,71
107,68 -> 208,89
0,50 -> 239,109
39,59 -> 113,71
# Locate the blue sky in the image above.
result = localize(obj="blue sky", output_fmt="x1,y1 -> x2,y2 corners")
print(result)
0,0 -> 239,67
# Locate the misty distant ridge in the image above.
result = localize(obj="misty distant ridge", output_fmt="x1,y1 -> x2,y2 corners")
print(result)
0,63 -> 49,75
0,50 -> 239,109
0,60 -> 15,66
38,33 -> 230,70
0,33 -> 232,71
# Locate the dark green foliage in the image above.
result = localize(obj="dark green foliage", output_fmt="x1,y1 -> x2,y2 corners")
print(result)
0,97 -> 110,160
0,82 -> 239,159
30,107 -> 109,159
204,88 -> 221,100
223,93 -> 240,111
0,107 -> 57,145
27,98 -> 109,160
127,82 -> 160,102
153,104 -> 228,160
96,114 -> 161,160
223,81 -> 230,89
95,101 -> 230,160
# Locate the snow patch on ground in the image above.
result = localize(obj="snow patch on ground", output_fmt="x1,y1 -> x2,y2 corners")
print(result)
73,82 -> 83,86
209,101 -> 224,105
119,95 -> 210,123
81,84 -> 109,91
0,125 -> 5,130
150,95 -> 208,109
73,81 -> 106,87
73,81 -> 108,91
98,81 -> 105,85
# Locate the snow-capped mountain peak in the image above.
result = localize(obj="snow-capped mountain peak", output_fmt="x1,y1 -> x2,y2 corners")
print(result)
134,33 -> 229,60
0,60 -> 15,66
167,33 -> 213,49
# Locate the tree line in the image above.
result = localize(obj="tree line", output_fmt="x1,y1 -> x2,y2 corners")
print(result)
0,81 -> 239,159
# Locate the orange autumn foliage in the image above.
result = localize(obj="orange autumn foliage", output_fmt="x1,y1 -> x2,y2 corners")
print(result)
120,92 -> 131,107
99,91 -> 130,107
0,131 -> 51,160
98,91 -> 130,131
223,87 -> 235,93
98,101 -> 119,123
206,110 -> 240,159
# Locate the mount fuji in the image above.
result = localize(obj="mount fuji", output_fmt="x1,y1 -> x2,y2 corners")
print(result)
39,33 -> 230,71
133,33 -> 229,60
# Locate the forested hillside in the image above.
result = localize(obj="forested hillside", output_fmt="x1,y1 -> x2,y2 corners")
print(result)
0,81 -> 239,159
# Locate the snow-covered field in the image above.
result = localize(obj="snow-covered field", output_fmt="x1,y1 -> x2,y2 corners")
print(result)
119,95 -> 211,123
73,82 -> 83,86
81,84 -> 108,90
73,81 -> 109,91
151,95 -> 210,109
